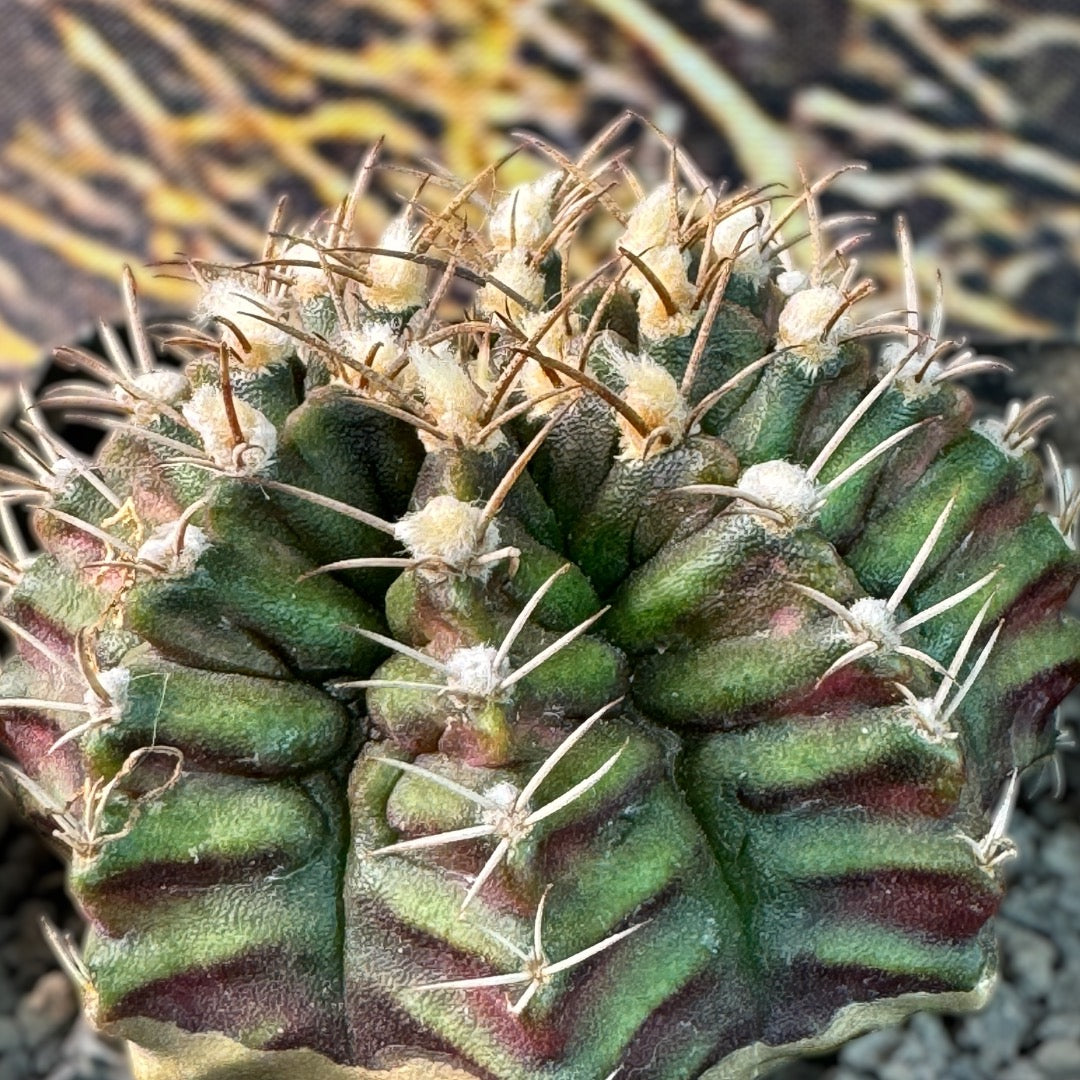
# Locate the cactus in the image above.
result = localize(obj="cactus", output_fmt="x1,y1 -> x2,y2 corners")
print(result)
2,125 -> 1079,1080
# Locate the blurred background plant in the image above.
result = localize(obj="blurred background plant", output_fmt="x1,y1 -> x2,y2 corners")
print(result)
3,0 -> 1080,379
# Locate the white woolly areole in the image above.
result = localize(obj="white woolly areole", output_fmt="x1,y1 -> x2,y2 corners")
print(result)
776,269 -> 809,297
776,285 -> 852,373
635,244 -> 697,341
83,666 -> 130,719
847,597 -> 903,650
444,645 -> 510,698
482,780 -> 520,812
363,217 -> 428,312
519,310 -> 577,359
973,417 -> 1025,459
408,343 -> 497,451
135,370 -> 190,405
137,520 -> 210,576
901,697 -> 958,744
738,460 -> 818,526
182,385 -> 277,474
44,458 -> 78,495
138,370 -> 189,401
515,311 -> 581,415
283,241 -> 330,304
116,370 -> 190,423
879,341 -> 942,401
336,324 -> 411,394
489,173 -> 560,253
711,205 -> 773,287
516,357 -> 568,417
621,183 -> 681,257
609,348 -> 689,460
196,277 -> 291,372
393,495 -> 501,570
476,249 -> 545,320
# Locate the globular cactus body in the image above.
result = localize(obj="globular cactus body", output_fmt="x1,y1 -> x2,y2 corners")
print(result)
2,126 -> 1079,1079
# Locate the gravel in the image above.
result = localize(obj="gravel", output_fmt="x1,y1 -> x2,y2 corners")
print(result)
0,791 -> 128,1080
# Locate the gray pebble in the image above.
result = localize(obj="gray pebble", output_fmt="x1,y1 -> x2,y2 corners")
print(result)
1032,794 -> 1075,829
957,982 -> 1032,1070
876,1017 -> 955,1080
1041,823 -> 1080,879
0,1049 -> 32,1080
1035,1013 -> 1080,1041
907,1012 -> 954,1061
828,1068 -> 868,1080
1057,886 -> 1080,918
940,1057 -> 990,1080
1007,812 -> 1044,873
54,1018 -> 132,1080
1034,1038 -> 1080,1077
1049,954 -> 1080,1014
33,1035 -> 61,1074
999,919 -> 1059,1000
15,972 -> 76,1049
837,1025 -> 906,1071
996,1061 -> 1048,1080
1004,883 -> 1062,928
0,1017 -> 19,1055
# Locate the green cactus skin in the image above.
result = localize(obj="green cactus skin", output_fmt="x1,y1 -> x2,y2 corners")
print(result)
2,128 -> 1079,1080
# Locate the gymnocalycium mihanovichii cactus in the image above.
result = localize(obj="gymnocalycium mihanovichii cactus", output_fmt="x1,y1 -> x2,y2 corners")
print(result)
2,123 -> 1079,1080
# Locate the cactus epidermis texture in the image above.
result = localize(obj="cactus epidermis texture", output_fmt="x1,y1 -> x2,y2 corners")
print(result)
2,121 -> 1079,1080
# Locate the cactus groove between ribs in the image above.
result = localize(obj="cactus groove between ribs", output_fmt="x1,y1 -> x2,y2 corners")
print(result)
2,126 -> 1079,1079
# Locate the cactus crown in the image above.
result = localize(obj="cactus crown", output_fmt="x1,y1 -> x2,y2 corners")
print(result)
2,119 -> 1079,1080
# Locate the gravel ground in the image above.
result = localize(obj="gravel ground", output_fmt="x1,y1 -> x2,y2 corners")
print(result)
0,794 -> 127,1080
0,734 -> 1077,1080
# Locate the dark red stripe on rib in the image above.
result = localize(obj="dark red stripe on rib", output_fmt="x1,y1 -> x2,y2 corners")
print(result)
112,945 -> 350,1063
814,869 -> 1000,943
